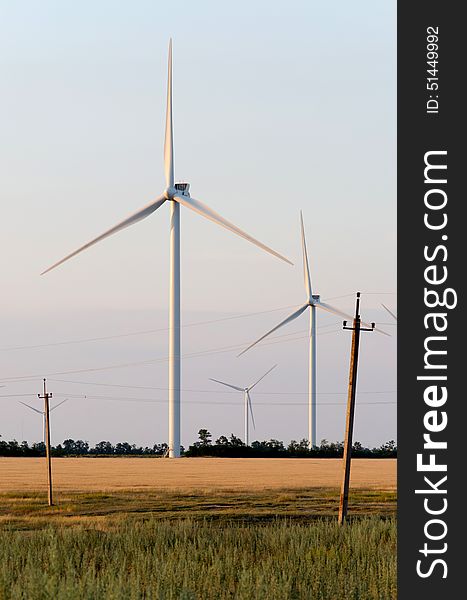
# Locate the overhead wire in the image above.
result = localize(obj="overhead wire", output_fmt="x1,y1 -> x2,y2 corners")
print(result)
0,292 -> 396,353
43,392 -> 397,407
45,379 -> 396,396
0,303 -> 302,352
0,327 -> 345,383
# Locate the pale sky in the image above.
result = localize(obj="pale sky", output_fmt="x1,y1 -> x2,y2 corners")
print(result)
0,0 -> 396,449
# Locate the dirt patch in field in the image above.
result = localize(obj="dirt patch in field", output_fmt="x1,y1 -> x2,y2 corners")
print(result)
0,457 -> 396,492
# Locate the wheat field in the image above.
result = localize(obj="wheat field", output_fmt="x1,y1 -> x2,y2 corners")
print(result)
0,457 -> 396,492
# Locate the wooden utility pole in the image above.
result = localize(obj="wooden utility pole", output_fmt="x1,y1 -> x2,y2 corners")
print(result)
38,379 -> 53,506
338,292 -> 374,525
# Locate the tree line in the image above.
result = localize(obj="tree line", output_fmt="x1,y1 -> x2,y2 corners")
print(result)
185,430 -> 396,458
0,437 -> 171,457
0,431 -> 396,458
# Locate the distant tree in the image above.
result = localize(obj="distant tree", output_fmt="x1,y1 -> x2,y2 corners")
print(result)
32,442 -> 45,455
20,441 -> 31,455
115,442 -> 133,455
266,439 -> 285,451
92,441 -> 114,455
153,443 -> 168,455
375,440 -> 397,457
352,441 -> 363,452
62,439 -> 89,455
8,440 -> 20,452
228,434 -> 244,447
53,444 -> 65,457
197,429 -> 212,447
287,439 -> 310,456
75,440 -> 89,455
63,439 -> 76,454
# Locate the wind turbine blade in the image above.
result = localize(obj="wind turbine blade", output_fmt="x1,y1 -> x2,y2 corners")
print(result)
41,195 -> 166,275
238,304 -> 309,357
174,194 -> 293,265
18,401 -> 43,415
316,301 -> 391,336
248,364 -> 278,391
209,378 -> 243,392
300,211 -> 312,299
247,391 -> 256,430
381,303 -> 398,321
315,301 -> 355,323
164,39 -> 174,188
50,399 -> 68,412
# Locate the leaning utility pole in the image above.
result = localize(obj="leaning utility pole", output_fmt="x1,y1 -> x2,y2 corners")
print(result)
338,292 -> 374,525
38,379 -> 53,506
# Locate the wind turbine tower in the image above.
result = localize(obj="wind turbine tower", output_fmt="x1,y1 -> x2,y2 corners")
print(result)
210,365 -> 277,446
41,41 -> 291,457
239,212 -> 385,448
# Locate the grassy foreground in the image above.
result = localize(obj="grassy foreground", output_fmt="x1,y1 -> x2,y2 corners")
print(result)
0,517 -> 396,600
0,490 -> 396,599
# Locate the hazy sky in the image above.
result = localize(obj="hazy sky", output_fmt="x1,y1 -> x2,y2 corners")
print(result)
0,0 -> 396,449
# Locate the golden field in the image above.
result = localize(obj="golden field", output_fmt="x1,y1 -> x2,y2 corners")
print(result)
0,457 -> 396,492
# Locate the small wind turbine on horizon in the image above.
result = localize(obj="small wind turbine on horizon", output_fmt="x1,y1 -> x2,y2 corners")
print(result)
381,303 -> 397,321
209,365 -> 277,446
238,212 -> 387,448
18,399 -> 68,443
41,40 -> 292,458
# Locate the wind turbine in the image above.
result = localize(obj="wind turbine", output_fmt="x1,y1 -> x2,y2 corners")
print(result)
381,303 -> 397,321
209,365 -> 277,446
41,40 -> 291,458
239,211 -> 386,448
18,399 -> 68,444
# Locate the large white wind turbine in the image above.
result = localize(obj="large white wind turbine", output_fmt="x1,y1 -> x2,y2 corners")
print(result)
41,40 -> 291,458
239,212 -> 386,448
19,399 -> 68,444
209,365 -> 277,446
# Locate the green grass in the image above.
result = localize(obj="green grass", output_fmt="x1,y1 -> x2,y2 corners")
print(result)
0,517 -> 396,600
0,490 -> 396,599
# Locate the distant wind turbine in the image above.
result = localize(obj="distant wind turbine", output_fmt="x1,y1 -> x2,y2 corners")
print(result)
381,303 -> 397,321
210,365 -> 277,446
41,40 -> 292,458
239,212 -> 387,448
18,399 -> 68,444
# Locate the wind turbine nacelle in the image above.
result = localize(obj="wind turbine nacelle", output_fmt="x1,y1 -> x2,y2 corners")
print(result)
312,294 -> 320,302
175,182 -> 190,197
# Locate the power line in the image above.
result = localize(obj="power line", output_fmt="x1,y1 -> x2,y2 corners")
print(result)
0,303 -> 301,352
0,292 -> 395,353
47,379 -> 396,396
0,393 -> 38,398
1,390 -> 396,406
1,391 -> 396,404
0,328 -> 344,383
48,392 -> 397,407
0,390 -> 396,406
